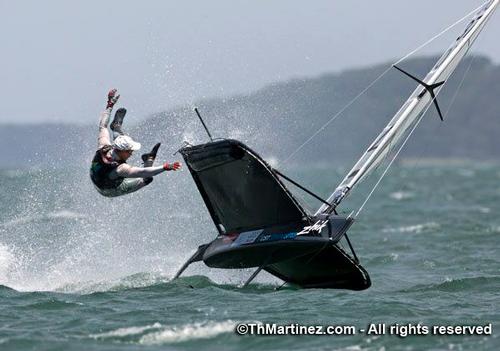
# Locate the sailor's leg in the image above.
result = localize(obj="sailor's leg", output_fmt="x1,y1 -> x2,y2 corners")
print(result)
141,143 -> 161,167
116,178 -> 150,195
141,143 -> 161,183
111,108 -> 127,139
97,178 -> 150,197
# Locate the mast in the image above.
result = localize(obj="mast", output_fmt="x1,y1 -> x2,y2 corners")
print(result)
316,0 -> 499,215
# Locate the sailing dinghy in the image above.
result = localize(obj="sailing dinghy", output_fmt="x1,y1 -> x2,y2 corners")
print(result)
174,1 -> 498,289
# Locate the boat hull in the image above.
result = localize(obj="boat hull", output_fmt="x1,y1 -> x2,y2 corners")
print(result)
264,243 -> 371,290
203,236 -> 332,268
202,236 -> 371,290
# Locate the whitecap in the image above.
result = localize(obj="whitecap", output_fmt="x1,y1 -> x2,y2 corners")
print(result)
139,320 -> 236,345
389,191 -> 414,200
91,323 -> 162,339
470,206 -> 491,214
382,222 -> 440,234
334,346 -> 364,351
487,226 -> 500,233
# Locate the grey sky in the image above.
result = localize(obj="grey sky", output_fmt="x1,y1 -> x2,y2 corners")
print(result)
1,0 -> 498,124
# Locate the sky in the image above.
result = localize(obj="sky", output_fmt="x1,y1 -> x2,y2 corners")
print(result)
0,0 -> 499,124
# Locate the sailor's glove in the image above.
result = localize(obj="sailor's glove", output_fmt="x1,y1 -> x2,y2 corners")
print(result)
163,161 -> 181,171
106,88 -> 120,109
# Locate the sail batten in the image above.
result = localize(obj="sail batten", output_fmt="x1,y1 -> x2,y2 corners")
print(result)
316,0 -> 499,215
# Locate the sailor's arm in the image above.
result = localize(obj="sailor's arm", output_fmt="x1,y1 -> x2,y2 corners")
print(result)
115,164 -> 165,178
114,162 -> 181,178
97,89 -> 120,149
97,108 -> 112,148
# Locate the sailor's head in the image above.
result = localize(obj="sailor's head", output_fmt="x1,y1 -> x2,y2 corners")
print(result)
112,135 -> 141,160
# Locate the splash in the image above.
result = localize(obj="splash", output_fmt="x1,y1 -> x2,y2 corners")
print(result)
1,210 -> 86,228
0,165 -> 225,293
0,243 -> 16,284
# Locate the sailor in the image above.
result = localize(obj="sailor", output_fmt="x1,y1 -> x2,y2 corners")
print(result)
90,89 -> 181,197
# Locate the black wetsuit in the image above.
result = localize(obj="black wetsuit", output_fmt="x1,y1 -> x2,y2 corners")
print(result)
90,145 -> 125,190
92,107 -> 162,197
90,145 -> 150,197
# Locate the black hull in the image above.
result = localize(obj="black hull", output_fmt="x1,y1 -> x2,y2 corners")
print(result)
264,244 -> 371,290
202,237 -> 371,290
203,236 -> 331,268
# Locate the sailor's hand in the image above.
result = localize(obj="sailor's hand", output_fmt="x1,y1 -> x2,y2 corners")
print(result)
106,88 -> 120,109
163,161 -> 181,171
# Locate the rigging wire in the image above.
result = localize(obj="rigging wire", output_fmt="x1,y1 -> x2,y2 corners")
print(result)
443,55 -> 477,118
354,102 -> 434,218
281,2 -> 485,166
387,55 -> 477,204
392,3 -> 485,67
281,66 -> 393,164
353,53 -> 476,218
355,50 -> 478,218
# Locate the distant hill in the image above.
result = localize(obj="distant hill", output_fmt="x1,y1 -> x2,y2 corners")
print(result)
1,55 -> 499,170
0,124 -> 94,169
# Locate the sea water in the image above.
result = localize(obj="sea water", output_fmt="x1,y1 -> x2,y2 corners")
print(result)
0,163 -> 498,350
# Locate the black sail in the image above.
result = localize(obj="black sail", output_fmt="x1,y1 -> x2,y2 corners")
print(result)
180,139 -> 308,234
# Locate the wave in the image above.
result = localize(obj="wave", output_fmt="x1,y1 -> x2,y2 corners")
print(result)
17,298 -> 84,311
0,269 -> 171,295
0,265 -> 283,295
90,320 -> 237,345
73,274 -> 281,295
487,225 -> 500,233
139,320 -> 237,345
367,253 -> 399,265
382,222 -> 440,234
0,284 -> 16,293
53,272 -> 171,295
469,205 -> 491,214
409,276 -> 500,293
91,322 -> 163,339
81,274 -> 219,294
